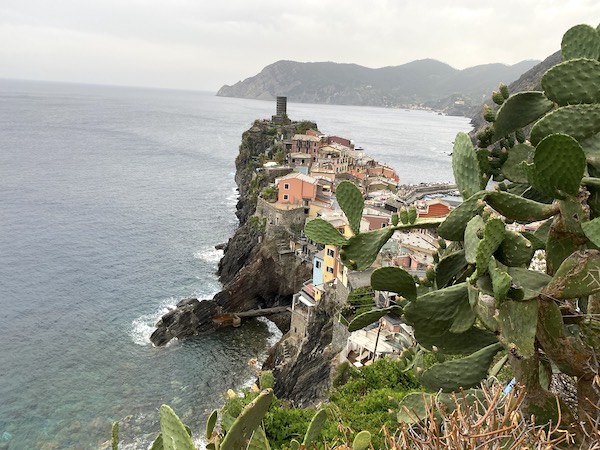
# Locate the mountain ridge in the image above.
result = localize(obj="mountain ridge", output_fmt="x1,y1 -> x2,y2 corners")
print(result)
217,59 -> 540,115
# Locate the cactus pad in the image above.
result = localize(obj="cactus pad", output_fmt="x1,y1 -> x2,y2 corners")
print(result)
435,249 -> 469,288
502,143 -> 534,184
488,257 -> 511,303
352,431 -> 372,450
581,132 -> 600,171
469,283 -> 499,332
544,249 -> 600,299
530,104 -> 600,146
347,305 -> 403,332
221,389 -> 274,450
453,132 -> 484,199
408,204 -> 417,224
414,325 -> 498,354
399,207 -> 408,224
336,180 -> 364,235
561,24 -> 600,61
485,191 -> 558,223
149,434 -> 163,450
582,217 -> 600,246
404,283 -> 472,336
495,230 -> 535,267
506,267 -> 551,300
112,422 -> 119,450
340,227 -> 394,270
493,91 -> 554,139
532,133 -> 586,199
438,191 -> 486,240
497,300 -> 538,358
304,218 -> 348,246
419,342 -> 503,392
464,216 -> 484,264
206,409 -> 218,439
370,266 -> 417,301
303,408 -> 327,448
475,218 -> 506,277
542,58 -> 600,105
159,405 -> 196,450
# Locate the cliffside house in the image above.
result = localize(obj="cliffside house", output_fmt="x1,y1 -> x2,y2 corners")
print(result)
276,172 -> 318,209
313,144 -> 350,175
292,133 -> 321,159
290,281 -> 318,338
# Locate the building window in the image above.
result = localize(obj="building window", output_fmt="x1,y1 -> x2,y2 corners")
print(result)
327,248 -> 335,257
284,183 -> 289,190
381,223 -> 387,228
326,266 -> 334,274
283,194 -> 289,200
315,261 -> 322,269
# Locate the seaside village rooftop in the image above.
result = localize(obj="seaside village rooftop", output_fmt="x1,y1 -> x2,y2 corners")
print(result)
252,103 -> 466,368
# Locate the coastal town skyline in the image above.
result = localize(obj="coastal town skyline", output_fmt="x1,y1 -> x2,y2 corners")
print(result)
1,1 -> 599,91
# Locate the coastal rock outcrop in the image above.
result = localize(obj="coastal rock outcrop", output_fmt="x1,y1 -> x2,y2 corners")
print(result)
150,119 -> 316,347
150,221 -> 312,346
264,286 -> 347,406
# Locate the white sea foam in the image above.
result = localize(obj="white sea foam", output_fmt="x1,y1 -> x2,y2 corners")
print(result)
256,316 -> 283,349
129,300 -> 176,346
129,291 -> 221,347
225,187 -> 238,206
193,247 -> 223,265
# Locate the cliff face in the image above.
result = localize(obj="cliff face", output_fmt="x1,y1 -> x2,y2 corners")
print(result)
150,119 -> 315,347
264,287 -> 347,406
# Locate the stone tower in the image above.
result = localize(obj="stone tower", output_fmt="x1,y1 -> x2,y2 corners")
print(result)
273,96 -> 287,123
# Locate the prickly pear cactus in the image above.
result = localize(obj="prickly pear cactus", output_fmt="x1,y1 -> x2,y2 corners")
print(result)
351,431 -> 371,450
160,405 -> 196,450
302,408 -> 327,448
112,422 -> 119,450
301,23 -> 600,444
221,389 -> 274,450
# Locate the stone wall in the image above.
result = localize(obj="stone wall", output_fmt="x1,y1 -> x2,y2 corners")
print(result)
256,197 -> 306,235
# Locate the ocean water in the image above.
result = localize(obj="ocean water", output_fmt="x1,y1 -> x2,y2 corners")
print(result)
0,79 -> 470,449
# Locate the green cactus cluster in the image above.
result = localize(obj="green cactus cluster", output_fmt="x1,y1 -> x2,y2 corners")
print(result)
304,23 -> 600,446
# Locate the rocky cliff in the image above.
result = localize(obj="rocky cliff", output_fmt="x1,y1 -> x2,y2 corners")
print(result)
150,119 -> 316,347
263,286 -> 348,406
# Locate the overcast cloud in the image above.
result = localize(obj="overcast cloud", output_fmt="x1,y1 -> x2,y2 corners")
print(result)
1,0 -> 599,91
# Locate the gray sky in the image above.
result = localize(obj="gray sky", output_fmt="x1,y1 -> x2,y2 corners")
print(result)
1,0 -> 599,92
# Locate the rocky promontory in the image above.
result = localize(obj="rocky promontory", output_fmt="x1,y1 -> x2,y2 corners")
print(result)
150,119 -> 316,347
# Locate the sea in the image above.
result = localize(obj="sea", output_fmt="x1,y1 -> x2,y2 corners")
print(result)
0,79 -> 471,449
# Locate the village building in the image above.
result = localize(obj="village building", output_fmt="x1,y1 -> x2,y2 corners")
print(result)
414,198 -> 452,218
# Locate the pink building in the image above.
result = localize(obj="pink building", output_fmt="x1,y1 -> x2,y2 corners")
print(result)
277,172 -> 318,206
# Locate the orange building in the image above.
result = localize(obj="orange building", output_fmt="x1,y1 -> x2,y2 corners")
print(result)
415,199 -> 452,218
277,172 -> 318,206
